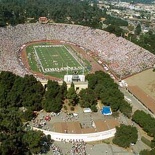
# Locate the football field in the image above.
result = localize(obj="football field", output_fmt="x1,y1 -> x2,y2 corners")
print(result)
26,44 -> 88,78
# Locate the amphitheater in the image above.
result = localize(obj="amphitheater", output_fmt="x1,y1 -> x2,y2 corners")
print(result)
1,23 -> 155,80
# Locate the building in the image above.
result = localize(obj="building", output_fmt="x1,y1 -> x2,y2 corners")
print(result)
40,74 -> 88,92
63,75 -> 88,92
39,17 -> 48,24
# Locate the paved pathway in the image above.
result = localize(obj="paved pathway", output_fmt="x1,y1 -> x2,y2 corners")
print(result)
50,141 -> 135,155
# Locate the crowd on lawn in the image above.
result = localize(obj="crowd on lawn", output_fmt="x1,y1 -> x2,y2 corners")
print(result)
31,112 -> 79,130
70,140 -> 86,155
51,143 -> 63,155
60,139 -> 86,155
0,23 -> 155,79
50,140 -> 86,155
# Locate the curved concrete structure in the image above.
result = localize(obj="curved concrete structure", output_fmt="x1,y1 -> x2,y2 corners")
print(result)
33,127 -> 116,142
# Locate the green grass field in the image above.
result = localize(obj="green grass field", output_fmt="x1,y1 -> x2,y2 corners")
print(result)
26,43 -> 91,78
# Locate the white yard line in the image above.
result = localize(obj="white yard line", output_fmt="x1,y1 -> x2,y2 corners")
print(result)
33,46 -> 45,73
63,45 -> 83,67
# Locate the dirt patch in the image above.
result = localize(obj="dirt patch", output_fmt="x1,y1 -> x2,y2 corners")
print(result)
125,69 -> 155,114
125,69 -> 155,100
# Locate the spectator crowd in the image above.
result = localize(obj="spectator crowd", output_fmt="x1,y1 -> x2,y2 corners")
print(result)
0,23 -> 155,79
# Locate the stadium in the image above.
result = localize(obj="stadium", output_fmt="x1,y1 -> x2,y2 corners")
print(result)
1,22 -> 155,149
1,22 -> 155,116
1,23 -> 155,81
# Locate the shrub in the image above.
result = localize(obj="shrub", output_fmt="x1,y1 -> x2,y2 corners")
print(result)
70,107 -> 74,111
141,136 -> 151,147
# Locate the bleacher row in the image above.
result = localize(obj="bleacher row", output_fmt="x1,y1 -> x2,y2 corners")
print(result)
0,23 -> 155,79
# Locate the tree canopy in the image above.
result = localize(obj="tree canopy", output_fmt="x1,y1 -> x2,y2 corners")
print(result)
132,110 -> 155,137
79,88 -> 97,112
134,23 -> 142,35
0,71 -> 52,155
113,124 -> 138,148
0,0 -> 105,28
132,110 -> 155,149
129,30 -> 155,55
42,80 -> 66,112
85,71 -> 132,116
0,71 -> 44,110
66,82 -> 79,106
22,130 -> 51,154
0,107 -> 52,155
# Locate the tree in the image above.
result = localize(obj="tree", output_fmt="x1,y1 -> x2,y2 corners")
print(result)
0,0 -> 107,29
6,76 -> 25,107
0,108 -> 28,155
0,71 -> 17,108
0,133 -> 29,155
22,130 -> 51,154
90,104 -> 98,112
79,88 -> 97,109
86,71 -> 130,114
43,80 -> 63,112
132,110 -> 155,137
119,100 -> 132,118
0,71 -> 16,91
21,108 -> 35,122
86,74 -> 98,89
0,71 -> 52,155
113,124 -> 138,148
0,16 -> 6,27
0,107 -> 23,134
59,81 -> 67,99
45,80 -> 60,98
135,23 -> 141,35
104,25 -> 124,37
42,98 -> 62,113
66,83 -> 78,106
21,75 -> 44,110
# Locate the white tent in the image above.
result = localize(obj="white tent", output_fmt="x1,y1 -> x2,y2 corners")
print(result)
83,108 -> 92,113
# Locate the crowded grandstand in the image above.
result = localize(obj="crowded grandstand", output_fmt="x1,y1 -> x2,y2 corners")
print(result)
0,23 -> 155,79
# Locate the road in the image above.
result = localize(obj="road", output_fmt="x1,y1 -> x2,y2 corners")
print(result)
119,87 -> 155,117
119,87 -> 153,154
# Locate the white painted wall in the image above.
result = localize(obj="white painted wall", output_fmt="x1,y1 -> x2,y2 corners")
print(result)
33,127 -> 116,142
